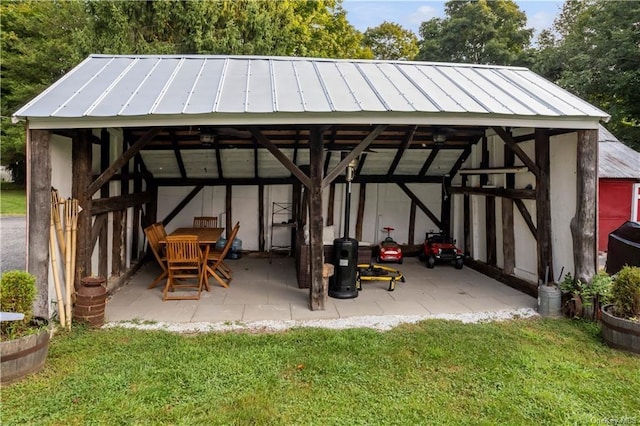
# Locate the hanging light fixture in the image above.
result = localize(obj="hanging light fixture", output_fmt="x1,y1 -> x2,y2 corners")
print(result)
200,129 -> 215,146
432,133 -> 447,144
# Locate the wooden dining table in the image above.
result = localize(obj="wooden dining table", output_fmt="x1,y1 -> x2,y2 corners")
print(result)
162,227 -> 226,290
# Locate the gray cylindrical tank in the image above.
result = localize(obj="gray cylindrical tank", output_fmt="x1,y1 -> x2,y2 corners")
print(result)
538,284 -> 562,317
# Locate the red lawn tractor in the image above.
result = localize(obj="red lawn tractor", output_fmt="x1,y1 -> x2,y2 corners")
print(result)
420,231 -> 464,269
376,227 -> 403,264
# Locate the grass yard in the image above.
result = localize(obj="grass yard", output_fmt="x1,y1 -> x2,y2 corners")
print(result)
1,318 -> 638,425
0,182 -> 26,216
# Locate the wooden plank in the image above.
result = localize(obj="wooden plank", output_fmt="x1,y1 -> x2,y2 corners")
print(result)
85,127 -> 162,198
27,129 -> 51,317
535,129 -> 553,282
308,127 -> 326,310
355,183 -> 366,241
152,174 -> 443,186
409,201 -> 416,245
570,129 -> 598,283
258,184 -> 265,252
466,259 -> 537,298
514,199 -> 537,238
251,127 -> 312,189
215,143 -> 224,179
486,196 -> 497,267
323,129 -> 337,176
90,214 -> 107,256
397,183 -> 442,230
132,155 -> 142,260
145,182 -> 158,229
161,185 -> 204,227
112,210 -> 122,276
492,126 -> 541,178
72,130 -> 93,283
502,198 -> 515,274
355,153 -> 367,178
91,192 -> 154,215
480,136 -> 489,187
98,213 -> 108,278
441,177 -> 451,235
387,125 -> 416,177
448,146 -> 472,178
449,186 -> 536,200
323,124 -> 387,187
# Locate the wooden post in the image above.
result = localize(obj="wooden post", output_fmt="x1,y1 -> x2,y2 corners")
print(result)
132,155 -> 142,259
409,201 -> 416,245
27,129 -> 52,317
502,145 -> 515,275
99,129 -> 110,278
441,177 -> 452,235
112,211 -> 122,276
258,184 -> 265,252
326,183 -> 335,226
120,137 -> 129,268
226,184 -> 232,238
535,129 -> 554,282
571,129 -> 597,283
355,183 -> 366,241
308,127 -> 326,310
486,197 -> 497,266
72,130 -> 93,283
463,175 -> 471,256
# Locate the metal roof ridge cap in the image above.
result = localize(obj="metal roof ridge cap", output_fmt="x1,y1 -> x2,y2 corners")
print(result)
85,54 -> 530,70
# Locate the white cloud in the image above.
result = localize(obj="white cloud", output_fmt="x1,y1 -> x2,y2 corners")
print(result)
528,11 -> 555,34
408,5 -> 439,25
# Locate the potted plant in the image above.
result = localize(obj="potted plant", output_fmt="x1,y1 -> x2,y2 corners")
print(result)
601,265 -> 640,354
0,270 -> 51,384
559,271 -> 613,320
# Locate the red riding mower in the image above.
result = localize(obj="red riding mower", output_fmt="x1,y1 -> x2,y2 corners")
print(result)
419,231 -> 464,269
376,227 -> 403,264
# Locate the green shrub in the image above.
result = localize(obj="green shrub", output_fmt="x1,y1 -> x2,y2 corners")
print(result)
610,266 -> 640,320
0,270 -> 37,339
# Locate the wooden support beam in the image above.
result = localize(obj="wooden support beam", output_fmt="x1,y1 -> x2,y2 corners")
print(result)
466,259 -> 537,298
323,124 -> 387,187
355,153 -> 367,178
145,182 -> 158,229
514,199 -> 537,239
492,126 -> 541,178
111,210 -> 124,276
254,139 -> 259,179
85,127 -> 162,198
226,184 -> 232,238
99,129 -> 110,278
441,177 -> 452,235
419,148 -> 440,176
449,146 -> 472,178
308,127 -> 326,310
355,183 -> 366,241
161,185 -> 204,226
571,129 -> 597,283
170,130 -> 187,179
535,129 -> 553,282
251,127 -> 311,189
132,156 -> 142,260
387,125 -> 417,177
486,196 -> 497,267
323,129 -> 337,176
502,143 -> 515,275
397,183 -> 442,230
409,201 -> 417,245
259,184 -> 265,252
91,192 -> 154,215
215,143 -> 224,179
72,130 -> 93,283
27,129 -> 51,317
326,183 -> 335,226
90,214 -> 107,259
462,175 -> 471,256
449,186 -> 536,200
480,136 -> 489,186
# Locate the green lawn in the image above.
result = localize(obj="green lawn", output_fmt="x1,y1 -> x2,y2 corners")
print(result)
1,318 -> 638,425
0,182 -> 26,216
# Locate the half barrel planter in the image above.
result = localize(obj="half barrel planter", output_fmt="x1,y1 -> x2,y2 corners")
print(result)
601,304 -> 640,354
74,276 -> 107,328
0,320 -> 50,384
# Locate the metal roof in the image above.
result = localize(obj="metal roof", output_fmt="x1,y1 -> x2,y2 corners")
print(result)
598,125 -> 640,179
14,55 -> 609,129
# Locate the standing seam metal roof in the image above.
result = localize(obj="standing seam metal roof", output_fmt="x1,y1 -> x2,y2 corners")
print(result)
14,54 -> 609,123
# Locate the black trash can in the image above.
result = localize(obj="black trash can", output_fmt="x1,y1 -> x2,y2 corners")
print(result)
329,237 -> 359,299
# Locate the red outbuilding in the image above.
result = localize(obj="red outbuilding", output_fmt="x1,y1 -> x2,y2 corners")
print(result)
598,126 -> 640,251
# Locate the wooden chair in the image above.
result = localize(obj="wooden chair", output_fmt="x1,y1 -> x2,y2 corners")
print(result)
193,216 -> 218,228
144,224 -> 168,289
152,222 -> 167,241
205,222 -> 240,288
163,235 -> 206,301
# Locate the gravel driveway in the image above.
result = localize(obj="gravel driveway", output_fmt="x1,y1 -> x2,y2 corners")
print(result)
0,216 -> 27,274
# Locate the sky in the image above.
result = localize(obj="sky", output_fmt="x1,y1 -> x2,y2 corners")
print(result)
341,0 -> 565,41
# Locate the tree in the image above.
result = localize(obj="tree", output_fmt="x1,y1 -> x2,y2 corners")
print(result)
1,0 -> 88,183
416,0 -> 533,65
363,21 -> 418,60
534,0 -> 640,150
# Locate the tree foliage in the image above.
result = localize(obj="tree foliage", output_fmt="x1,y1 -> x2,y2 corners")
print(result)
363,21 -> 418,60
416,0 -> 533,65
534,0 -> 640,150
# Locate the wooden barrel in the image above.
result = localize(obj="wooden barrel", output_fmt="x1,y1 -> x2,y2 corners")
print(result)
601,304 -> 640,354
0,325 -> 50,384
74,276 -> 107,328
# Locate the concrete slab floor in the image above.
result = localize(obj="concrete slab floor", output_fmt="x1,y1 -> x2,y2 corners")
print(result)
105,256 -> 537,325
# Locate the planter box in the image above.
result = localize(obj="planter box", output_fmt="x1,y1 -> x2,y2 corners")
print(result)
0,325 -> 50,384
601,304 -> 640,354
